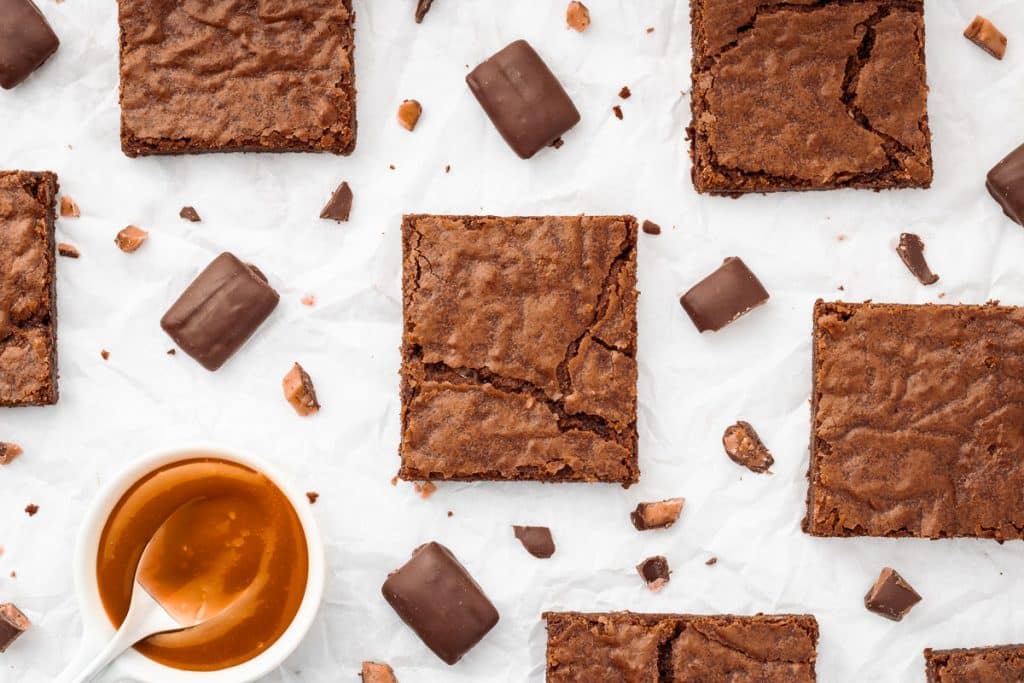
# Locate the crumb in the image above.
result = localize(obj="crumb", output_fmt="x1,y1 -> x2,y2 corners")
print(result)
390,475 -> 398,487
57,243 -> 80,258
167,348 -> 176,355
836,234 -> 847,242
641,220 -> 661,235
388,164 -> 396,171
619,86 -> 631,99
60,196 -> 80,217
300,294 -> 316,307
837,285 -> 845,291
115,225 -> 149,253
24,504 -> 38,517
938,292 -> 946,299
179,206 -> 202,222
566,1 -> 590,31
550,137 -> 565,149
612,105 -> 623,120
646,26 -> 654,33
100,350 -> 109,361
447,510 -> 453,517
414,481 -> 437,499
397,99 -> 423,131
705,557 -> 718,566
444,165 -> 451,174
306,492 -> 320,504
9,571 -> 15,579
0,546 -> 4,558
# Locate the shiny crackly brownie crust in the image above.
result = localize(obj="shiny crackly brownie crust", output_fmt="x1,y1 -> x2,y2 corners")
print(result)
689,0 -> 932,195
0,170 -> 58,407
543,611 -> 818,681
399,215 -> 638,485
117,0 -> 356,156
805,300 -> 1024,540
925,645 -> 1024,682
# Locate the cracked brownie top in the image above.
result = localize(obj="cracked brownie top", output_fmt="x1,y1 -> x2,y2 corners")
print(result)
690,0 -> 931,194
399,215 -> 638,485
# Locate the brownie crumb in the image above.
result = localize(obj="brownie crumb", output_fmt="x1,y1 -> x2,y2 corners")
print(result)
300,294 -> 316,306
0,442 -> 23,465
390,475 -> 399,487
414,0 -> 433,23
447,510 -> 453,517
964,15 -> 1006,60
566,1 -> 590,31
60,196 -> 80,217
619,86 -> 632,99
706,556 -> 718,566
115,225 -> 148,253
24,504 -> 38,517
306,491 -> 320,504
100,350 -> 109,361
166,348 -> 176,355
641,220 -> 661,235
398,99 -> 423,131
320,181 -> 353,222
361,661 -> 397,683
414,481 -> 437,499
512,526 -> 556,558
283,363 -> 320,416
57,242 -> 80,258
550,137 -> 565,149
630,498 -> 684,530
179,206 -> 202,222
645,26 -> 654,34
636,556 -> 670,592
722,421 -> 774,473
444,164 -> 451,173
612,105 -> 623,120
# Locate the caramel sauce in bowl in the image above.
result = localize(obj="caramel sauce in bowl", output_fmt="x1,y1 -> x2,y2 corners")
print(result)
72,445 -> 324,682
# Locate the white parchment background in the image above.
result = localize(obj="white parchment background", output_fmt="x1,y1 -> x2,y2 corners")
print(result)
4,0 -> 1024,680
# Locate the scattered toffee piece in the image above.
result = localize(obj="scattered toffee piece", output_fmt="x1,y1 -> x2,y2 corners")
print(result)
282,363 -> 320,416
115,225 -> 148,253
0,0 -> 59,89
397,99 -> 423,131
320,181 -> 353,222
60,196 -> 79,217
100,350 -> 109,361
566,1 -> 590,32
612,105 -> 623,120
0,442 -> 23,465
0,603 -> 30,653
986,143 -> 1024,224
636,556 -> 670,592
24,504 -> 38,517
630,498 -> 684,531
619,86 -> 631,99
306,491 -> 319,505
57,242 -> 80,258
896,233 -> 939,285
414,481 -> 437,499
641,220 -> 661,235
512,526 -> 555,558
381,542 -> 499,665
964,15 -> 1006,60
466,40 -> 581,159
864,567 -> 921,621
179,206 -> 201,222
414,0 -> 433,24
705,557 -> 718,566
680,257 -> 769,332
722,421 -> 774,473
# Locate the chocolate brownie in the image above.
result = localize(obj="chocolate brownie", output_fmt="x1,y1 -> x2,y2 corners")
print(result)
0,171 -> 58,406
117,0 -> 356,156
690,0 -> 932,194
926,645 -> 1024,682
805,301 -> 1024,540
400,215 -> 638,484
543,612 -> 818,681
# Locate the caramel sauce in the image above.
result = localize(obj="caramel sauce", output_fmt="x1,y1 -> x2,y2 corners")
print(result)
96,458 -> 308,671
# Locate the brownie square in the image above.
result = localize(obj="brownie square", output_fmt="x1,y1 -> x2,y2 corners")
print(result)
0,171 -> 58,406
926,645 -> 1024,682
117,0 -> 356,156
690,0 -> 932,194
543,612 -> 818,681
400,215 -> 638,485
805,301 -> 1024,540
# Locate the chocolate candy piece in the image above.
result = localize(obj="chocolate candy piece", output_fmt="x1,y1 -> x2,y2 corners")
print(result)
636,556 -> 670,592
0,0 -> 58,89
0,603 -> 29,653
160,253 -> 279,371
381,542 -> 499,665
320,181 -> 353,222
630,498 -> 684,531
722,421 -> 774,473
512,526 -> 555,558
896,233 -> 939,285
361,661 -> 397,682
414,0 -> 433,23
964,16 -> 1006,60
987,143 -> 1024,225
864,567 -> 921,621
680,257 -> 768,332
282,363 -> 320,416
466,40 -> 581,159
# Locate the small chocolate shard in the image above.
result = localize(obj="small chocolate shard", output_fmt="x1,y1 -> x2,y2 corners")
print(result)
24,504 -> 38,517
722,421 -> 774,473
566,1 -> 590,32
0,603 -> 30,653
282,363 -> 320,416
306,491 -> 320,504
864,567 -> 921,621
641,220 -> 661,235
414,0 -> 433,24
0,442 -> 23,465
0,0 -> 59,89
179,206 -> 201,222
896,233 -> 939,285
619,86 -> 631,99
612,105 -> 623,120
964,15 -> 1006,60
397,99 -> 423,131
60,196 -> 79,217
115,225 -> 148,253
512,526 -> 555,558
320,181 -> 353,222
57,242 -> 80,258
630,498 -> 684,531
680,257 -> 769,332
636,556 -> 670,592
987,143 -> 1024,225
362,661 -> 398,683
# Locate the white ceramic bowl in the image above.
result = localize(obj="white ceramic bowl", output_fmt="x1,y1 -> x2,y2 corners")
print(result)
71,443 -> 325,683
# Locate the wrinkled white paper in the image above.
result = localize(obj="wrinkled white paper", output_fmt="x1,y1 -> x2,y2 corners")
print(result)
4,0 -> 1024,681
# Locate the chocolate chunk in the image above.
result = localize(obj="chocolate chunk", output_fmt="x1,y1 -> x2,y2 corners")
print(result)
115,225 -> 148,253
641,220 -> 661,235
680,257 -> 769,332
0,442 -> 23,465
362,661 -> 397,682
965,15 -> 1006,60
179,206 -> 201,222
282,362 -> 320,416
864,567 -> 921,621
512,526 -> 555,558
397,99 -> 423,131
57,243 -> 80,259
306,491 -> 319,504
414,0 -> 433,23
382,542 -> 499,665
566,1 -> 590,32
896,233 -> 939,285
636,556 -> 670,592
619,86 -> 631,99
612,105 -> 623,120
987,143 -> 1024,225
320,181 -> 353,222
466,40 -> 581,159
60,196 -> 79,218
630,498 -> 684,531
24,503 -> 37,516
160,252 -> 280,371
0,0 -> 59,89
0,603 -> 29,653
722,421 -> 774,473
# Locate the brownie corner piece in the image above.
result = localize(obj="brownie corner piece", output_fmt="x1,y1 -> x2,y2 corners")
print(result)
925,645 -> 1024,681
690,0 -> 932,194
399,215 -> 638,485
0,170 -> 59,407
117,0 -> 357,156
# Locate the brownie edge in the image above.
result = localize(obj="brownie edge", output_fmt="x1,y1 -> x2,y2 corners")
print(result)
925,645 -> 1024,682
